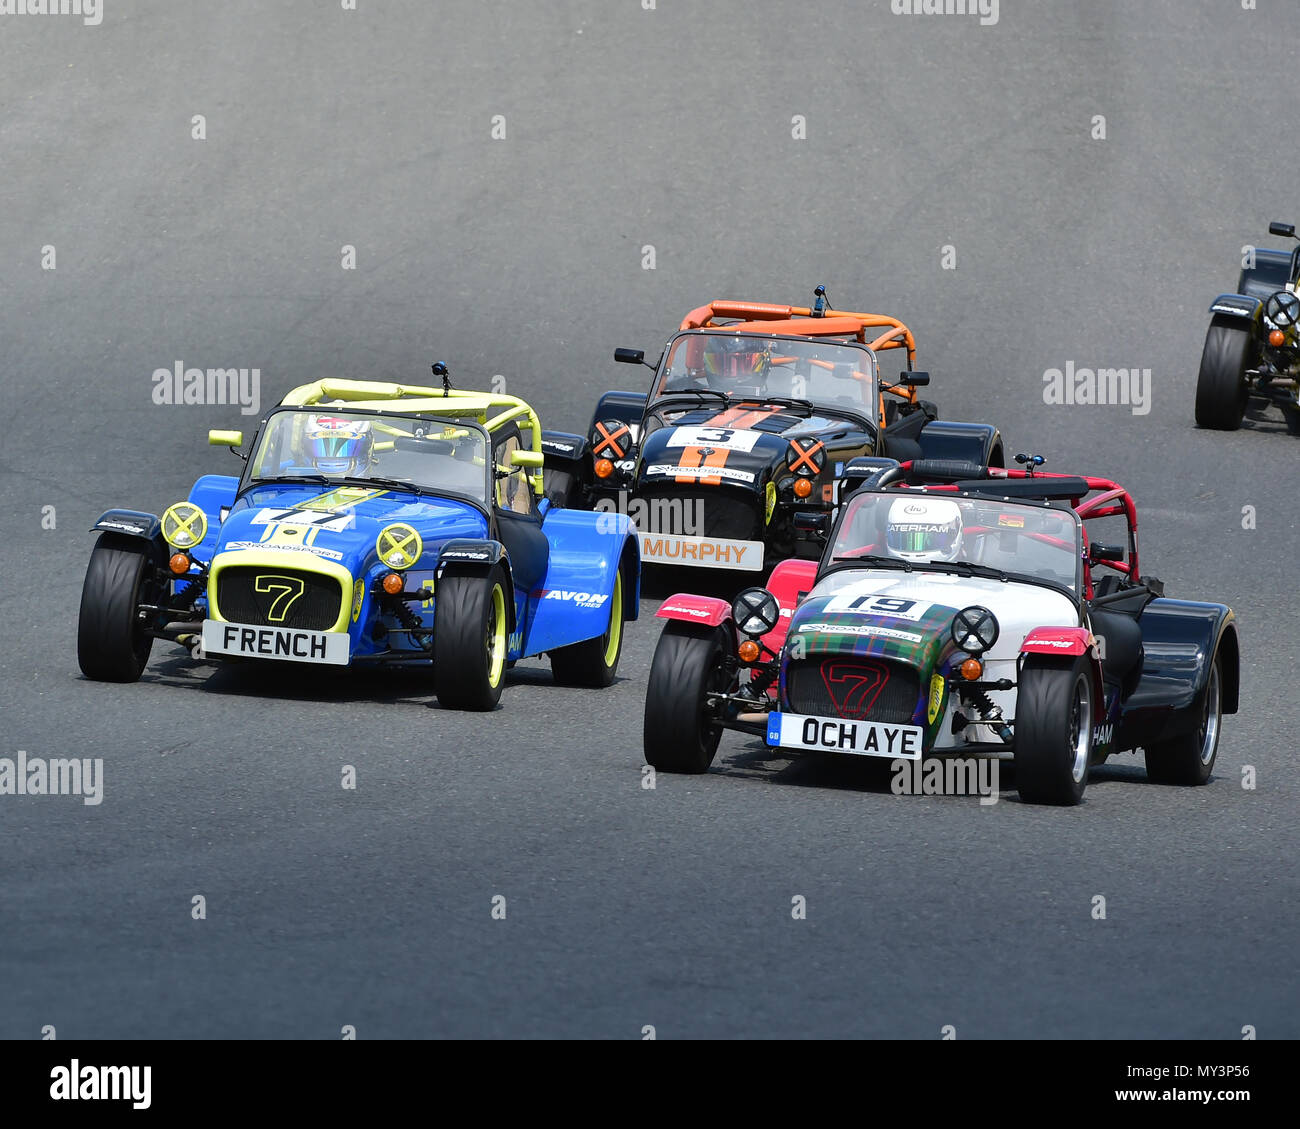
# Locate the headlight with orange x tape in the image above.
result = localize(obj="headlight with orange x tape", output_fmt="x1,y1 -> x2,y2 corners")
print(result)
592,419 -> 632,460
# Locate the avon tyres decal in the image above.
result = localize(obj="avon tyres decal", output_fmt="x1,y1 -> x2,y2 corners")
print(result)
535,589 -> 610,609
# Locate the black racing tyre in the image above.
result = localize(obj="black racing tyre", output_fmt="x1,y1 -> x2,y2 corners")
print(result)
434,567 -> 509,711
643,622 -> 729,773
1014,655 -> 1094,805
1145,653 -> 1222,786
77,533 -> 156,682
1195,319 -> 1251,430
550,569 -> 625,688
1282,404 -> 1300,437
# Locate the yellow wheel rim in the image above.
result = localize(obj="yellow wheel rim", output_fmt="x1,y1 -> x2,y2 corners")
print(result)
487,584 -> 506,688
602,571 -> 624,667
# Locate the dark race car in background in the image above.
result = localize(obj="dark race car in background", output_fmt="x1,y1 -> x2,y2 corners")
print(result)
543,290 -> 1004,573
643,457 -> 1239,805
1196,220 -> 1300,434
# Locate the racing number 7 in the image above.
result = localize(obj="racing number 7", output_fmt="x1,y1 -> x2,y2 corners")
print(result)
254,574 -> 307,623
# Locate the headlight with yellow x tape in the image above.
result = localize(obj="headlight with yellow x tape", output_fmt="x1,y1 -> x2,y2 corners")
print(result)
376,523 -> 423,570
161,502 -> 208,550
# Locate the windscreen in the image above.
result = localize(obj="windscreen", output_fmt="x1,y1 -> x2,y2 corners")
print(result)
831,491 -> 1082,592
247,410 -> 490,503
656,332 -> 878,415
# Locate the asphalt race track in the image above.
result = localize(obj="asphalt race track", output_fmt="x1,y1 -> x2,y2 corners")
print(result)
1,1 -> 1296,1039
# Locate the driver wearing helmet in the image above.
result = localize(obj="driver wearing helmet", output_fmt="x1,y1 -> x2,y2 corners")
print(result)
303,415 -> 374,476
701,335 -> 770,395
885,497 -> 964,563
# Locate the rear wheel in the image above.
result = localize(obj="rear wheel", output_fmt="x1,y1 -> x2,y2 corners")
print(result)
1195,319 -> 1251,430
550,569 -> 625,688
77,534 -> 157,682
434,567 -> 509,711
643,623 -> 729,773
1014,655 -> 1093,805
1145,654 -> 1222,786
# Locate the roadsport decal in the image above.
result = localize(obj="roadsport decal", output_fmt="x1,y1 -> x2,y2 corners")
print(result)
644,464 -> 757,484
796,622 -> 923,643
666,426 -> 762,452
221,539 -> 344,561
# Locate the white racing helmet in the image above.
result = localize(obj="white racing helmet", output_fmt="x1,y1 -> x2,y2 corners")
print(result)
885,497 -> 964,563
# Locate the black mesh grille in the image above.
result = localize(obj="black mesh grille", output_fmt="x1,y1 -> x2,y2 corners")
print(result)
635,486 -> 761,540
215,567 -> 344,630
785,658 -> 920,724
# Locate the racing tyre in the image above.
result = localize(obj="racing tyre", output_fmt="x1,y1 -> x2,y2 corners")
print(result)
1014,655 -> 1093,805
1145,653 -> 1222,786
1194,319 -> 1251,430
550,569 -> 624,688
434,567 -> 509,711
643,622 -> 729,773
1281,404 -> 1300,437
77,533 -> 157,682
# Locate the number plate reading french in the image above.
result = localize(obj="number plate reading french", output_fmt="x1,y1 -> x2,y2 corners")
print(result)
201,621 -> 350,665
767,711 -> 923,759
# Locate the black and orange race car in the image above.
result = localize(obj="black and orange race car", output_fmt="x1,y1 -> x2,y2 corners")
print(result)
542,289 -> 1004,572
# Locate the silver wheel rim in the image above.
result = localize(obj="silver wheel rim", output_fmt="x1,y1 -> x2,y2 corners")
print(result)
1199,663 -> 1221,766
1069,676 -> 1092,784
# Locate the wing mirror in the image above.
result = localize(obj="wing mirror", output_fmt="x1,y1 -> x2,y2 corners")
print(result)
901,370 -> 930,387
209,430 -> 245,459
1268,222 -> 1297,239
614,348 -> 645,365
1090,543 -> 1124,563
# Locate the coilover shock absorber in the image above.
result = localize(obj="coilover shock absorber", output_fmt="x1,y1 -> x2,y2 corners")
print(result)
963,688 -> 1014,744
385,596 -> 433,651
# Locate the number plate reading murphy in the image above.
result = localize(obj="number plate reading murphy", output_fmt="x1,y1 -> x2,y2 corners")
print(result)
767,711 -> 923,759
201,621 -> 350,665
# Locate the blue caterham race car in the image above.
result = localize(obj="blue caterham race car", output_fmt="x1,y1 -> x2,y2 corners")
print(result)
77,372 -> 640,710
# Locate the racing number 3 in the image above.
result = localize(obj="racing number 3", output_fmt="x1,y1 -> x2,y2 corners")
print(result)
254,574 -> 306,623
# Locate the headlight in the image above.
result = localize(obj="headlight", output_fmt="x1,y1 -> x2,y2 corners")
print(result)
787,437 -> 825,477
376,523 -> 423,570
160,502 -> 207,549
951,606 -> 999,654
592,419 -> 632,460
732,587 -> 780,638
1264,291 -> 1300,331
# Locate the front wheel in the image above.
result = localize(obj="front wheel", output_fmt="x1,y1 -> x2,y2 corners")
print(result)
77,534 -> 157,682
643,623 -> 730,773
1014,655 -> 1094,805
550,569 -> 625,688
434,567 -> 509,711
1194,320 -> 1251,430
1145,654 -> 1222,786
